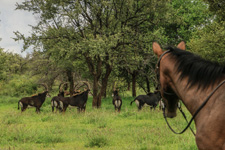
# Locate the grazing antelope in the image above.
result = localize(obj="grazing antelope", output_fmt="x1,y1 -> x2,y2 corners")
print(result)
51,82 -> 66,112
18,83 -> 50,113
58,81 -> 90,113
130,90 -> 161,110
112,89 -> 122,112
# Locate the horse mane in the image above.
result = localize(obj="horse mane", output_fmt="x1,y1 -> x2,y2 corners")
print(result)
166,46 -> 225,90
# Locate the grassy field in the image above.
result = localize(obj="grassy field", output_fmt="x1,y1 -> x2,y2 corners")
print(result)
0,96 -> 197,150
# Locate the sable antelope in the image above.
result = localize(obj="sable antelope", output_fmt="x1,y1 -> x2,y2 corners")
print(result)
58,81 -> 90,112
112,89 -> 122,112
153,41 -> 225,149
51,82 -> 66,112
130,90 -> 161,110
51,81 -> 84,112
18,83 -> 50,113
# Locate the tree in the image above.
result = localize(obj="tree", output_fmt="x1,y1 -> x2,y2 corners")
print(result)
14,0 -> 173,107
188,20 -> 225,63
187,1 -> 225,62
0,49 -> 7,80
203,0 -> 225,21
164,0 -> 212,44
14,0 -> 212,106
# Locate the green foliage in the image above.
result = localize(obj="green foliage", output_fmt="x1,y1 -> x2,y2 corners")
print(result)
0,74 -> 38,96
203,0 -> 225,21
85,133 -> 108,148
168,0 -> 212,43
0,50 -> 28,81
186,0 -> 225,63
0,49 -> 7,80
188,21 -> 225,63
11,0 -> 221,106
13,0 -> 213,96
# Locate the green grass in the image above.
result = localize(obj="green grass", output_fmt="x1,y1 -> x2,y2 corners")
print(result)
0,96 -> 197,150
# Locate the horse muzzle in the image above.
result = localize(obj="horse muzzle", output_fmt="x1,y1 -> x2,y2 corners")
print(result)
166,111 -> 177,118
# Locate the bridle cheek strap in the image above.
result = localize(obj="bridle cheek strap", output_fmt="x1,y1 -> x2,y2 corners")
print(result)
156,50 -> 171,70
156,50 -> 171,87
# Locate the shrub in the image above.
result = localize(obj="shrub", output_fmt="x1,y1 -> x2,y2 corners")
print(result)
0,74 -> 38,96
86,136 -> 108,148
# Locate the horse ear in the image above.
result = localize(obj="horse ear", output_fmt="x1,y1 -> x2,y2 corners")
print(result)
177,41 -> 186,50
152,42 -> 163,57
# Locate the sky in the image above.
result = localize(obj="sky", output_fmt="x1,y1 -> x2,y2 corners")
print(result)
0,0 -> 36,57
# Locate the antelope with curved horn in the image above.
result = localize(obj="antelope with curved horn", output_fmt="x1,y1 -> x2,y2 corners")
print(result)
58,81 -> 91,113
63,82 -> 82,96
51,82 -> 67,112
112,82 -> 122,112
18,83 -> 50,113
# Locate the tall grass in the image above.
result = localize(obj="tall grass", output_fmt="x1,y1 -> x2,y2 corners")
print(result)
0,96 -> 197,150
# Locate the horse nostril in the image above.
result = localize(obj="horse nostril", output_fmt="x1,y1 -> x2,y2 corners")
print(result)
166,112 -> 177,118
168,115 -> 175,118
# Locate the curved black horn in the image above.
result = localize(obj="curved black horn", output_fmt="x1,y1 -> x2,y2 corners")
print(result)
74,81 -> 82,91
74,81 -> 91,91
58,83 -> 63,92
38,83 -> 48,91
59,82 -> 68,92
82,81 -> 91,90
113,81 -> 117,91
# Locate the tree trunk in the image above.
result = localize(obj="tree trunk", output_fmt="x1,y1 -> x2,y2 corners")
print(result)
132,71 -> 137,97
103,89 -> 107,98
100,63 -> 112,99
92,76 -> 100,108
146,76 -> 150,93
127,80 -> 130,91
85,54 -> 112,108
93,63 -> 112,108
66,69 -> 74,96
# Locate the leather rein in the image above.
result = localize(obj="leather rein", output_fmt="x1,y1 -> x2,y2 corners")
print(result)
156,50 -> 225,136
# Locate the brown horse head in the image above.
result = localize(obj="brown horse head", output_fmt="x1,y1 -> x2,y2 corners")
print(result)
153,41 -> 225,149
153,41 -> 185,118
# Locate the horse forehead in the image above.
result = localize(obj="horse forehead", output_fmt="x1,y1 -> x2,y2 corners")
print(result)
159,54 -> 177,73
158,56 -> 179,88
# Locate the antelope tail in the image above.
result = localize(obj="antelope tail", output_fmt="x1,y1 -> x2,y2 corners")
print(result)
51,100 -> 55,112
18,101 -> 20,110
130,100 -> 135,105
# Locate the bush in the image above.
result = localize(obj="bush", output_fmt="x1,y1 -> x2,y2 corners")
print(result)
0,74 -> 38,96
86,136 -> 108,148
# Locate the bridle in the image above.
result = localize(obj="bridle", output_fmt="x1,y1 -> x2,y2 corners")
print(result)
155,50 -> 171,75
155,50 -> 176,96
156,50 -> 225,136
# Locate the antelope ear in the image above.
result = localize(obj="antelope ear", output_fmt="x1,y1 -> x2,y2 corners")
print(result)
177,41 -> 186,50
152,42 -> 164,57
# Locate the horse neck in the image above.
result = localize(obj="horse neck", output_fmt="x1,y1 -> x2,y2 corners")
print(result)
168,66 -> 225,117
165,66 -> 203,116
